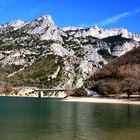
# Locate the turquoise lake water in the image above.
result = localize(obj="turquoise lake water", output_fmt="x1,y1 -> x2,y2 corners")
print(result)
0,97 -> 140,140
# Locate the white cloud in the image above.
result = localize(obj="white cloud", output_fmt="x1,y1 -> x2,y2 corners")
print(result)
95,9 -> 140,26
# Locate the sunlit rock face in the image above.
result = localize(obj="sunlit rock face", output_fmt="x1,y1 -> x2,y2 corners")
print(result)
8,19 -> 28,30
0,14 -> 139,89
63,26 -> 140,41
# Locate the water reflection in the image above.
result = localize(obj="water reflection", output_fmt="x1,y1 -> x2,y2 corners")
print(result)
0,97 -> 140,140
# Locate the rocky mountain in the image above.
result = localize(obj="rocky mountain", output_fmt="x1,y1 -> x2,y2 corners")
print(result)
89,47 -> 140,96
63,26 -> 140,41
0,14 -> 139,94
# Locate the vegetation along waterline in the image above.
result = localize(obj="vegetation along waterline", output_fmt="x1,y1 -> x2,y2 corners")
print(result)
0,14 -> 139,103
1,0 -> 140,140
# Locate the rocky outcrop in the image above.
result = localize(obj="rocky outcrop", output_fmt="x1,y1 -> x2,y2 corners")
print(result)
63,26 -> 140,41
0,14 -> 139,92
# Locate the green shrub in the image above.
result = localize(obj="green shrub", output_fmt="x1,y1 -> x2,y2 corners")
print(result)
73,87 -> 87,97
98,48 -> 114,60
102,35 -> 132,43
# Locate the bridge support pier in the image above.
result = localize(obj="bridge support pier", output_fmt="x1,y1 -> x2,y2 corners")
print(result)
38,91 -> 44,98
33,88 -> 69,98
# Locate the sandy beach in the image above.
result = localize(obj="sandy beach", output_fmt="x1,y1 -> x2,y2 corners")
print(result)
63,97 -> 140,105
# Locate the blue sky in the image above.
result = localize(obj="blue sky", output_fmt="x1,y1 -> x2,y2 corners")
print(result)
0,0 -> 140,33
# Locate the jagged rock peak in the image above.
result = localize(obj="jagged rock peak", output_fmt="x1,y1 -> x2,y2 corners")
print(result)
27,14 -> 58,34
8,19 -> 27,29
0,14 -> 140,41
35,14 -> 56,27
5,15 -> 57,31
25,14 -> 62,41
63,25 -> 140,41
37,15 -> 53,21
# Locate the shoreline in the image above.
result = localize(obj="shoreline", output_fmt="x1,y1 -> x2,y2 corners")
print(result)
63,97 -> 140,105
0,95 -> 140,105
0,95 -> 65,99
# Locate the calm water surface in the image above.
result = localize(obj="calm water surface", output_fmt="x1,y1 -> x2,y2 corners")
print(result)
0,97 -> 140,140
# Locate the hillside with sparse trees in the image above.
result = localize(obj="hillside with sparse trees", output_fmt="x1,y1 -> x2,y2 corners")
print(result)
89,47 -> 140,98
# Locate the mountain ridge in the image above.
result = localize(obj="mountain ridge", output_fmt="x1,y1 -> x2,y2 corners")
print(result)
1,15 -> 140,41
0,14 -> 139,95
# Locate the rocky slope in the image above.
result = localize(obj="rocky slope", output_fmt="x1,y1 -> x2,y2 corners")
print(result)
0,14 -> 139,94
63,26 -> 140,41
89,47 -> 140,96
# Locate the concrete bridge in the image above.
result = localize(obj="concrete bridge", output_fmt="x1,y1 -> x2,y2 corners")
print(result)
31,88 -> 73,98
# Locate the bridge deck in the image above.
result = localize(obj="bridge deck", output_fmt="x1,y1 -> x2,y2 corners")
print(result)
35,89 -> 66,92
